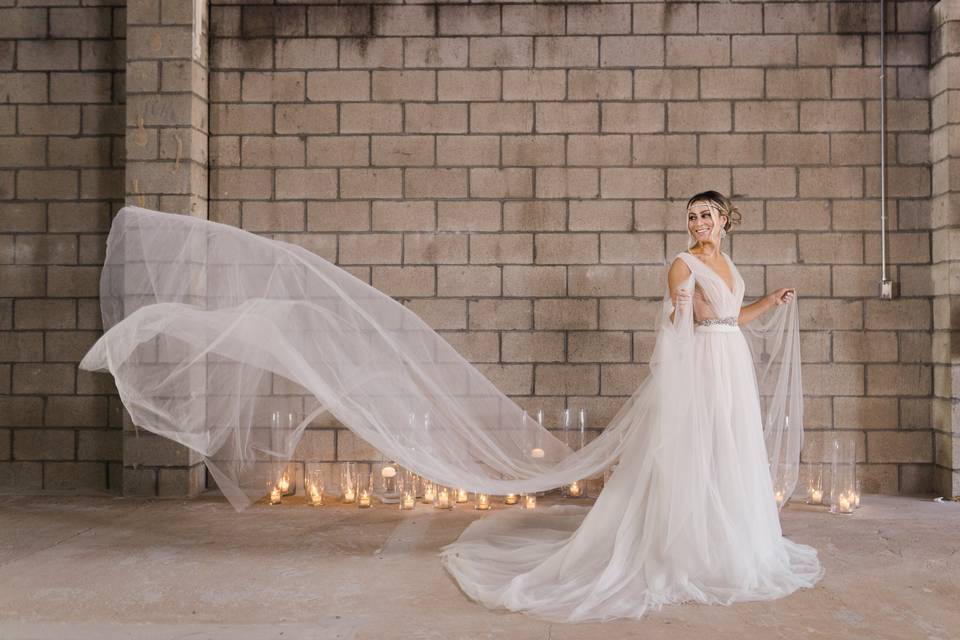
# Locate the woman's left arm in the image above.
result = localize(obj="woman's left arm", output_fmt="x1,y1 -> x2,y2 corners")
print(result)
739,288 -> 795,325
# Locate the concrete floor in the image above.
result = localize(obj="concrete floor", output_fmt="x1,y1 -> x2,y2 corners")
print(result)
0,494 -> 957,640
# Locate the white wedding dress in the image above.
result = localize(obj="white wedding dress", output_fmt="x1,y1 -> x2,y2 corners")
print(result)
81,207 -> 823,623
440,252 -> 824,622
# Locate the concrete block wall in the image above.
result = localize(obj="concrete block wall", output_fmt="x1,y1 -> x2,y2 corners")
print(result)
0,0 -> 125,493
206,0 -> 936,496
0,0 -> 951,499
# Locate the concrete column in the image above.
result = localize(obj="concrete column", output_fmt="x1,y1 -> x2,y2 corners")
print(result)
930,0 -> 960,498
121,0 -> 209,497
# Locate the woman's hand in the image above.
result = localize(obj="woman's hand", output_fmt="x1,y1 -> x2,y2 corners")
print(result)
768,288 -> 795,306
672,287 -> 692,309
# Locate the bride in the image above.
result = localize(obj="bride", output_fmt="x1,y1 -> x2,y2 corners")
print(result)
80,190 -> 824,623
440,191 -> 824,621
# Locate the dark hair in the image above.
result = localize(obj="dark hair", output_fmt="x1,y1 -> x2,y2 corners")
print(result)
686,190 -> 742,232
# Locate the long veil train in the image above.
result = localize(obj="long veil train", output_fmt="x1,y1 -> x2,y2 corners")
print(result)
80,206 -> 803,514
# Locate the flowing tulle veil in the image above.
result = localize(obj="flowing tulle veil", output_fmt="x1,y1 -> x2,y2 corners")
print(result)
80,206 -> 803,512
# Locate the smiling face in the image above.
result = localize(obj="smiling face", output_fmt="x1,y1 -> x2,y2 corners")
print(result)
687,200 -> 728,245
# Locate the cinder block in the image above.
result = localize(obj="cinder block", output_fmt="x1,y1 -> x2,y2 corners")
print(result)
276,104 -> 338,134
439,201 -> 501,231
503,69 -> 565,101
241,201 -> 304,232
275,39 -> 337,70
406,103 -> 467,133
372,201 -> 434,231
600,168 -> 664,199
439,6 -> 499,36
502,332 -> 564,363
569,331 -> 631,362
600,36 -> 662,68
0,462 -> 43,492
307,6 -> 371,37
867,431 -> 932,463
372,70 -> 436,101
405,168 -> 468,198
371,266 -> 435,297
670,102 -> 731,132
437,135 -> 500,166
503,266 -> 566,297
241,137 -> 305,167
502,6 -> 565,36
372,135 -> 435,167
533,299 -> 597,331
306,136 -> 369,167
570,201 -> 632,231
14,429 -> 74,461
569,70 -> 632,100
469,233 -> 533,264
765,3 -> 830,33
374,6 -> 435,37
765,134 -> 829,165
276,169 -> 338,199
17,41 -> 79,71
568,265 -> 632,296
406,298 -> 467,330
634,134 -> 698,166
600,233 -> 665,264
699,3 -> 763,34
471,103 -> 534,134
503,201 -> 565,231
405,38 -> 468,69
800,101 -> 864,132
469,37 -> 533,68
535,364 -> 599,396
732,35 -> 797,66
568,5 -> 631,35
601,103 -> 665,133
470,168 -> 534,199
468,299 -> 532,330
734,101 -> 797,132
0,332 -> 42,362
437,266 -> 501,297
339,233 -> 402,264
701,69 -> 764,99
666,36 -> 730,67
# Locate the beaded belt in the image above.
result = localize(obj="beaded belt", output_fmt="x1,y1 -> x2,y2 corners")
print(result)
695,316 -> 740,333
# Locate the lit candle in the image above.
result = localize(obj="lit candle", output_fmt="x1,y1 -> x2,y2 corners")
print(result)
810,488 -> 823,504
358,489 -> 372,508
523,494 -> 536,509
456,488 -> 468,503
838,495 -> 851,513
343,487 -> 356,503
423,484 -> 436,504
308,485 -> 323,507
401,492 -> 416,510
270,486 -> 282,505
774,489 -> 785,507
435,487 -> 451,509
504,493 -> 518,505
567,481 -> 582,498
475,493 -> 491,510
531,447 -> 545,459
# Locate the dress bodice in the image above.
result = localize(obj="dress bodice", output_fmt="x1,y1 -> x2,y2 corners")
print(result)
673,251 -> 744,323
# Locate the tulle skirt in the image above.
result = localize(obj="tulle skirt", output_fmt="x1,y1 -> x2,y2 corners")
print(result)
440,325 -> 824,623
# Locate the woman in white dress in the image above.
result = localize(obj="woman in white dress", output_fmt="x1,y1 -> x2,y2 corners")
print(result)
439,191 -> 824,622
80,191 -> 823,624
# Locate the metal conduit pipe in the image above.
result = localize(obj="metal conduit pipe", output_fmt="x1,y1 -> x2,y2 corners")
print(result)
879,0 -> 898,299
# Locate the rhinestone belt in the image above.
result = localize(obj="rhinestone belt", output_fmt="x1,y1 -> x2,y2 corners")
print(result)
695,316 -> 738,327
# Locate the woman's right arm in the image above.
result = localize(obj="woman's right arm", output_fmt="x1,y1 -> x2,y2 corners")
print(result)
667,258 -> 692,323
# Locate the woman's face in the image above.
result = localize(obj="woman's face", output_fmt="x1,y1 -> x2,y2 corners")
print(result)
687,201 -> 726,243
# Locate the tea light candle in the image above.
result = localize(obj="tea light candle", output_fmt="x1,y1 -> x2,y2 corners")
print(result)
343,487 -> 356,503
475,493 -> 491,510
810,488 -> 823,504
308,485 -> 323,507
567,481 -> 582,498
278,473 -> 291,495
456,488 -> 468,503
531,447 -> 545,459
504,493 -> 518,505
401,492 -> 416,510
523,494 -> 536,509
270,486 -> 282,505
774,489 -> 785,507
423,484 -> 436,504
358,489 -> 372,508
837,494 -> 852,513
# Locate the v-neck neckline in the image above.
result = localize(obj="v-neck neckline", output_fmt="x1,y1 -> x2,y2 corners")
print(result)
685,251 -> 736,296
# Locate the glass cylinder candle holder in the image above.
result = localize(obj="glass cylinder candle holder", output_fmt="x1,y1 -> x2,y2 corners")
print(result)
376,460 -> 401,504
399,470 -> 417,510
854,479 -> 862,508
504,493 -> 519,505
268,479 -> 282,505
306,470 -> 325,507
357,468 -> 373,508
829,435 -> 856,515
475,493 -> 491,510
522,493 -> 537,510
455,488 -> 469,503
340,461 -> 357,504
805,463 -> 824,505
562,480 -> 586,499
433,486 -> 454,510
422,481 -> 436,505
